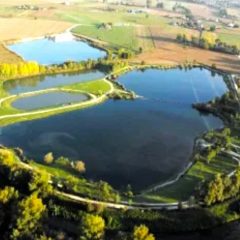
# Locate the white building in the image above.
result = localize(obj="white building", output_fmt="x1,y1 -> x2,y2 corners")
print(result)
50,32 -> 74,42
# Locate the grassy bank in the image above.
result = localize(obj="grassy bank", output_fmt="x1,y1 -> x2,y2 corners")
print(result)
138,155 -> 238,203
0,78 -> 114,126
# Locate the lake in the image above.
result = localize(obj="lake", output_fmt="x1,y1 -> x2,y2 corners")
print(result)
7,37 -> 106,65
0,68 -> 228,191
12,91 -> 88,111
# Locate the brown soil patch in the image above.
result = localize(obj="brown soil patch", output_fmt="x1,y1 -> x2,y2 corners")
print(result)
0,44 -> 22,63
133,42 -> 240,74
0,17 -> 72,42
181,3 -> 216,19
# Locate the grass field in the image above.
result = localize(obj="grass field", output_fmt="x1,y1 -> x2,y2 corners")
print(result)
73,25 -> 139,51
0,78 -> 115,126
63,79 -> 111,95
217,31 -> 240,48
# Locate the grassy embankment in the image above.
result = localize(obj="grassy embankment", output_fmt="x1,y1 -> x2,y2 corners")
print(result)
138,155 -> 238,203
0,78 -> 114,126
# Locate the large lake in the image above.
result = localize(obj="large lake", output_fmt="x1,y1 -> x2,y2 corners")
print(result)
8,37 -> 106,65
0,68 -> 228,191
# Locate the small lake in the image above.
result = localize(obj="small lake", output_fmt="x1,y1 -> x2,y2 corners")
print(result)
12,91 -> 88,111
7,37 -> 106,65
0,68 -> 228,191
4,70 -> 105,95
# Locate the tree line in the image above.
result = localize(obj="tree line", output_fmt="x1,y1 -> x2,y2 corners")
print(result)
0,58 -> 129,80
176,33 -> 240,55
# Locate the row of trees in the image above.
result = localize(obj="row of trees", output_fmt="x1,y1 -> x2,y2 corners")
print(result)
176,33 -> 240,55
0,60 -> 96,79
43,153 -> 86,173
0,57 -> 130,80
173,4 -> 194,20
0,62 -> 44,78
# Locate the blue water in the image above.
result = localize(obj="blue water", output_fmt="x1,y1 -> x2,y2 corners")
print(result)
8,38 -> 106,65
0,68 -> 228,190
4,70 -> 105,94
12,91 -> 88,110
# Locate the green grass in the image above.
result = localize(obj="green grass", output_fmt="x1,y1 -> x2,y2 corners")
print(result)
57,7 -> 166,26
30,161 -> 113,199
217,31 -> 240,48
73,25 -> 139,51
63,79 -> 111,95
138,155 -> 238,203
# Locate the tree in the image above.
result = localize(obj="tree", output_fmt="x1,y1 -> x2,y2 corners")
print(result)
204,174 -> 224,205
74,160 -> 86,173
80,214 -> 105,240
133,225 -> 155,240
11,194 -> 46,239
28,171 -> 53,197
43,152 -> 54,164
210,25 -> 216,32
0,186 -> 18,204
176,33 -> 183,42
0,149 -> 15,166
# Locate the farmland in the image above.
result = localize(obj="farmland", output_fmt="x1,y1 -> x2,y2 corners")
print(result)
0,18 -> 72,42
0,0 -> 238,71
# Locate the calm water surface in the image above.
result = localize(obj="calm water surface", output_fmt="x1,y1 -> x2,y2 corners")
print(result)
158,222 -> 240,240
8,38 -> 106,65
4,70 -> 105,95
12,91 -> 88,110
0,68 -> 228,191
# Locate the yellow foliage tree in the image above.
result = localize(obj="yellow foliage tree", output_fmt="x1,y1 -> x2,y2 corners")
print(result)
80,214 -> 105,240
0,186 -> 18,204
133,225 -> 155,240
0,149 -> 15,166
12,194 -> 46,239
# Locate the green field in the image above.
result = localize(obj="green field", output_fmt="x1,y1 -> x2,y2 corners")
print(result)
63,79 -> 111,95
73,25 -> 139,51
217,31 -> 240,48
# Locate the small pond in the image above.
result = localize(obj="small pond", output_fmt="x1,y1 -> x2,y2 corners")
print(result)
0,68 -> 228,191
12,91 -> 88,111
7,35 -> 106,65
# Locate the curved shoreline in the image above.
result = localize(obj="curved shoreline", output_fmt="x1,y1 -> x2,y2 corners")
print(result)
0,65 -> 237,207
